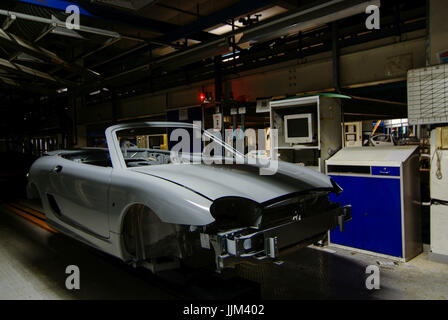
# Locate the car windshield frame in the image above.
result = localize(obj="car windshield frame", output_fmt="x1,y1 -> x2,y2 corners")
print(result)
105,122 -> 245,169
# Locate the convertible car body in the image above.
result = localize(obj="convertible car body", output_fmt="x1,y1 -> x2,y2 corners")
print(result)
27,122 -> 350,272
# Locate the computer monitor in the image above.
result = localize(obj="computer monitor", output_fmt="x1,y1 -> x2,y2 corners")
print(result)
284,114 -> 314,144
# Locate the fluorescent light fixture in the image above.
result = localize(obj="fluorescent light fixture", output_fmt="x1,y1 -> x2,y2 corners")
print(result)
88,69 -> 101,76
223,56 -> 240,63
384,119 -> 409,128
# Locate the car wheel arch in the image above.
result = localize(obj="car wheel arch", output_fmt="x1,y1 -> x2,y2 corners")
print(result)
120,203 -> 157,230
120,203 -> 180,260
26,181 -> 40,200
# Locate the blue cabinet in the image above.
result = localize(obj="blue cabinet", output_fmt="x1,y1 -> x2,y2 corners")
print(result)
329,176 -> 403,257
326,146 -> 422,261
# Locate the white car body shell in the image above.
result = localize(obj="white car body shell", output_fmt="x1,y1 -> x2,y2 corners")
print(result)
27,122 -> 337,264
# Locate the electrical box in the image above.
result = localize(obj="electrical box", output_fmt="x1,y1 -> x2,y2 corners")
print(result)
342,122 -> 363,148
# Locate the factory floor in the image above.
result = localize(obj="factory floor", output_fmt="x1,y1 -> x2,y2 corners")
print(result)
0,201 -> 447,300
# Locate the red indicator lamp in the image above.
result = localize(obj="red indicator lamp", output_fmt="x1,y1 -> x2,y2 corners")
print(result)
199,92 -> 206,102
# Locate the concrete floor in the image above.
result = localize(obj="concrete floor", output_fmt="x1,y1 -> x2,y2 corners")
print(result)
235,246 -> 448,300
0,204 -> 447,300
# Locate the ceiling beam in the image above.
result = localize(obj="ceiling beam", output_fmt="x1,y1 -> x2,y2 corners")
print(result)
0,75 -> 58,95
0,9 -> 132,39
0,27 -> 101,80
238,0 -> 381,44
0,57 -> 74,87
106,0 -> 380,84
132,0 -> 160,10
92,0 -> 160,11
154,3 -> 244,30
2,14 -> 16,30
274,0 -> 299,10
71,0 -> 215,42
157,0 -> 275,44
96,0 -> 275,69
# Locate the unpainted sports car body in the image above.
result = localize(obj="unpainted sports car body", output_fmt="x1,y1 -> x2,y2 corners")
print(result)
27,122 -> 350,272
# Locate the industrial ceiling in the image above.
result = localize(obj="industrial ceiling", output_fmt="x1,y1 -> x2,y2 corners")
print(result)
0,0 -> 427,135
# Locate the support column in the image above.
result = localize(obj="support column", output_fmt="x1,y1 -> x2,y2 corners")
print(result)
332,21 -> 340,92
111,89 -> 119,125
214,56 -> 222,103
214,55 -> 225,150
70,88 -> 88,148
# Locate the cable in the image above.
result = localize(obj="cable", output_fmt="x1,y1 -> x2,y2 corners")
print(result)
431,147 -> 443,180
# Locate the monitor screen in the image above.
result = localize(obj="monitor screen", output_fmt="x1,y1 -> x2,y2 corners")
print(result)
287,118 -> 310,138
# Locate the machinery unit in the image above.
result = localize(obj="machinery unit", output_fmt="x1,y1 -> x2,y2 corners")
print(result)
429,127 -> 448,263
270,94 -> 346,173
342,121 -> 363,148
326,146 -> 422,261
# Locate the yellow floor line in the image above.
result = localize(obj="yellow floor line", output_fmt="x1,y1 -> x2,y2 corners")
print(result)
10,202 -> 46,220
2,204 -> 58,234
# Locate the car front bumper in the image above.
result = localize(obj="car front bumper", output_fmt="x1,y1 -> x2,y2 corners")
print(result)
206,205 -> 351,270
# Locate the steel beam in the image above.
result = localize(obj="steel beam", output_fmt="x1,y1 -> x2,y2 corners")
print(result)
94,2 -> 424,100
0,9 -> 128,40
157,0 -> 274,44
71,0 -> 213,42
0,26 -> 101,80
106,0 -> 379,82
0,57 -> 74,86
92,0 -> 159,11
239,0 -> 380,44
90,43 -> 149,69
0,75 -> 59,95
81,37 -> 122,59
34,25 -> 57,43
2,14 -> 16,30
96,0 -> 273,67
